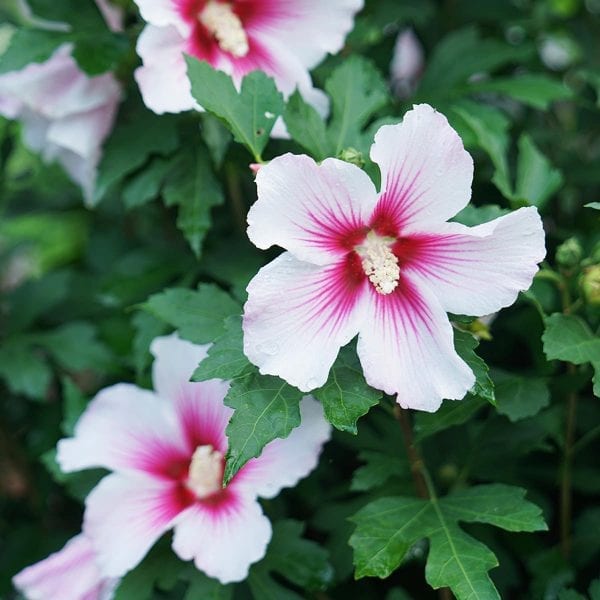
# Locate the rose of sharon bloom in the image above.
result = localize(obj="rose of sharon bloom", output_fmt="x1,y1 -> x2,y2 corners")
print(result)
0,44 -> 120,204
133,0 -> 363,116
243,103 -> 546,412
390,28 -> 424,98
56,333 -> 331,584
13,534 -> 118,600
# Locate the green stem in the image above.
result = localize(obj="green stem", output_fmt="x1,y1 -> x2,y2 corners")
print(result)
393,405 -> 454,600
394,405 -> 428,499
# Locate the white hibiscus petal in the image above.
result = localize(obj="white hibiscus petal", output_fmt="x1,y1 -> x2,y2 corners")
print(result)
132,0 -> 190,35
248,154 -> 377,265
57,383 -> 188,475
357,275 -> 475,412
12,534 -> 117,600
405,207 -> 546,316
370,104 -> 474,231
134,25 -> 198,115
84,472 -> 189,578
172,495 -> 271,584
243,252 -> 368,391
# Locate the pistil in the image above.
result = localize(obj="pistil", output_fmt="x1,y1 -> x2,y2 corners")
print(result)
356,232 -> 400,295
187,445 -> 223,498
199,1 -> 249,58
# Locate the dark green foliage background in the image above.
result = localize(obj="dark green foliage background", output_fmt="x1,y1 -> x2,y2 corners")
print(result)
0,0 -> 599,598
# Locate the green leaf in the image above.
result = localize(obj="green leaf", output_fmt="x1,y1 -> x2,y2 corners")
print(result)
325,56 -> 389,153
440,484 -> 548,532
351,450 -> 410,492
0,28 -> 64,74
27,0 -> 109,30
0,212 -> 88,277
452,204 -> 509,227
94,110 -> 179,205
36,321 -> 113,372
70,30 -> 128,76
200,113 -> 232,168
200,237 -> 265,302
248,520 -> 332,599
313,346 -> 381,434
191,316 -> 252,382
493,371 -> 550,422
451,101 -> 512,199
7,270 -> 71,334
542,314 -> 600,365
248,570 -> 302,600
514,134 -> 563,211
585,202 -> 600,210
413,395 -> 487,442
186,56 -> 284,161
283,89 -> 332,160
60,377 -> 87,436
350,484 -> 546,599
163,144 -> 224,257
122,157 -> 171,209
454,329 -> 495,404
223,373 -> 302,484
184,572 -> 233,600
467,74 -> 572,110
113,542 -> 186,600
417,28 -> 533,99
142,284 -> 240,345
0,337 -> 51,399
131,311 -> 167,378
263,520 -> 333,591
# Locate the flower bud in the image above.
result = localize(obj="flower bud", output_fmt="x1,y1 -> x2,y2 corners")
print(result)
338,147 -> 365,168
581,264 -> 600,306
556,237 -> 582,268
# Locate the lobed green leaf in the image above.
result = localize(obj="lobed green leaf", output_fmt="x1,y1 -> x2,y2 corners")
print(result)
313,346 -> 381,434
186,56 -> 284,161
142,284 -> 240,345
223,373 -> 302,484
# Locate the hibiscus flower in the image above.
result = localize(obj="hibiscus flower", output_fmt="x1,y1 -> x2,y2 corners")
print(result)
13,534 -> 118,600
132,0 -> 363,116
0,44 -> 120,204
56,333 -> 330,583
243,103 -> 546,412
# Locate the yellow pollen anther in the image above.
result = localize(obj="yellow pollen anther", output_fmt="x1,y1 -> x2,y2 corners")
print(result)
357,232 -> 400,295
199,1 -> 249,58
187,445 -> 223,498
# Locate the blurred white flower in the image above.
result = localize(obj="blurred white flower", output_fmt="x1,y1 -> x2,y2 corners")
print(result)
0,44 -> 121,204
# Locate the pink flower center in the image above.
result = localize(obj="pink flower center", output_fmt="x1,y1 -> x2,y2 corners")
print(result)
198,1 -> 249,58
186,444 -> 224,498
355,231 -> 400,294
